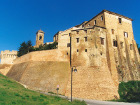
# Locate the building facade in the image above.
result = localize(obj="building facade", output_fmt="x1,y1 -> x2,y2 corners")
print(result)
0,50 -> 17,64
54,10 -> 140,82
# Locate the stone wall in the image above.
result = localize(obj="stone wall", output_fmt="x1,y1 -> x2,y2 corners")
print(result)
85,12 -> 105,27
65,65 -> 119,100
7,61 -> 70,95
71,27 -> 107,67
0,64 -> 12,75
7,48 -> 119,100
7,49 -> 70,94
82,10 -> 140,82
0,50 -> 17,64
104,11 -> 140,81
14,49 -> 69,64
35,30 -> 45,47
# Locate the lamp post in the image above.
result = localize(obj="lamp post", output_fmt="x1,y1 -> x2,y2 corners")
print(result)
71,66 -> 77,102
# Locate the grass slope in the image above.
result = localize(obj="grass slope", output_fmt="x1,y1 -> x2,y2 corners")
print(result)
0,74 -> 86,105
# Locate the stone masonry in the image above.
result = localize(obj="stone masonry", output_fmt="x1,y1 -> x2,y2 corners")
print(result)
0,50 -> 17,64
55,10 -> 140,82
35,29 -> 45,47
6,10 -> 140,100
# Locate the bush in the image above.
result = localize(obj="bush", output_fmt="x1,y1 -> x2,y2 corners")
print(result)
118,81 -> 140,102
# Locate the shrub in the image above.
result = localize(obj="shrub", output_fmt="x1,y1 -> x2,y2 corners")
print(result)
118,81 -> 140,102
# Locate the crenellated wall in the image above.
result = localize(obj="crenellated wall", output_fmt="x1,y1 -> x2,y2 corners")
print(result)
0,50 -> 17,64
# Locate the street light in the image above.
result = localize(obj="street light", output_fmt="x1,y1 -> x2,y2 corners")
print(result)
71,66 -> 77,102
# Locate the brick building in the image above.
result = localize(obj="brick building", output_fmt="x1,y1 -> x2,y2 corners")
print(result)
54,10 -> 140,83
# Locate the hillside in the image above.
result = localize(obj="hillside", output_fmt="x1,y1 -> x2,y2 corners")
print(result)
0,73 -> 86,105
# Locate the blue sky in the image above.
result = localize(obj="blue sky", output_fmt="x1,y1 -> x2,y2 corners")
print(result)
0,0 -> 140,51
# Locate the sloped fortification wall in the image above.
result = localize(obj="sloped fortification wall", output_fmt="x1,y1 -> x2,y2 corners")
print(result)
7,49 -> 119,100
7,61 -> 70,95
0,64 -> 12,75
7,49 -> 70,94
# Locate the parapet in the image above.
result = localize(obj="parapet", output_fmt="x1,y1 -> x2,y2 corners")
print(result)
0,50 -> 17,64
1,50 -> 17,54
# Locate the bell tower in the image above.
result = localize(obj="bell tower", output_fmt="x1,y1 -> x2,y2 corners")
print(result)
35,30 -> 45,47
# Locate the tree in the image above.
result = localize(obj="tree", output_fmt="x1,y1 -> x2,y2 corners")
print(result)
17,40 -> 33,57
17,41 -> 58,57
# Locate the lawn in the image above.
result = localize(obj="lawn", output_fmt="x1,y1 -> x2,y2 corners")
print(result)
0,74 -> 86,105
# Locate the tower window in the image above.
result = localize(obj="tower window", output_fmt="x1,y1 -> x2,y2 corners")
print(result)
94,20 -> 96,25
113,40 -> 117,47
101,16 -> 103,21
39,36 -> 42,40
76,38 -> 79,43
124,32 -> 128,38
119,18 -> 122,24
111,29 -> 114,34
85,49 -> 87,52
100,38 -> 104,45
84,37 -> 87,42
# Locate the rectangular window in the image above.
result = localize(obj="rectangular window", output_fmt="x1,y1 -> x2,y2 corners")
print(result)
101,16 -> 103,21
67,43 -> 70,47
76,38 -> 79,43
111,29 -> 114,34
76,31 -> 79,34
94,20 -> 96,25
85,49 -> 87,52
130,44 -> 133,50
113,40 -> 117,47
119,18 -> 122,24
84,37 -> 87,42
124,32 -> 128,38
100,38 -> 104,45
77,49 -> 79,52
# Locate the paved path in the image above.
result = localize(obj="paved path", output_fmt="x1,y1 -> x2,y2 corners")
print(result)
42,92 -> 140,105
80,99 -> 140,105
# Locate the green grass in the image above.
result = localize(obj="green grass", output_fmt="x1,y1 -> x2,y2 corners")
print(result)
0,74 -> 86,105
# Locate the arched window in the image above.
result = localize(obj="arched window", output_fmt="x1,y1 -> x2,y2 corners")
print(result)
39,36 -> 42,40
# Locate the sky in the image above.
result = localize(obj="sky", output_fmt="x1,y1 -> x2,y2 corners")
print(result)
0,0 -> 140,52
